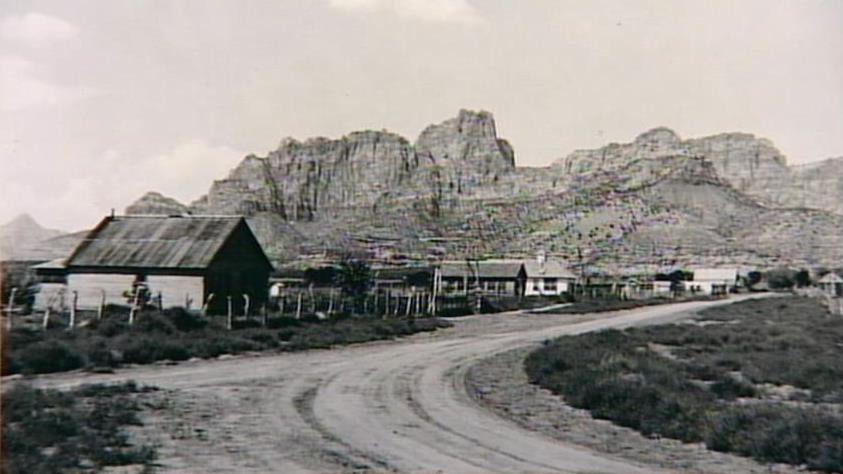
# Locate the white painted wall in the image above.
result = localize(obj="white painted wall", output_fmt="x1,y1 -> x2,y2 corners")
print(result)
67,273 -> 135,310
525,278 -> 571,296
32,282 -> 68,311
146,275 -> 204,310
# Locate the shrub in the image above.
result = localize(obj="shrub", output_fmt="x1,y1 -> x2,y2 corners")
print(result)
266,317 -> 303,329
120,336 -> 190,364
132,311 -> 178,334
1,382 -> 157,473
16,340 -> 84,374
164,307 -> 208,331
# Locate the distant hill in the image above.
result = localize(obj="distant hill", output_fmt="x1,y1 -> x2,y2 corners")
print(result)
0,214 -> 70,261
125,110 -> 843,272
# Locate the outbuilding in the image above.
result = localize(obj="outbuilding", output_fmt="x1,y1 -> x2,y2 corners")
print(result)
523,257 -> 576,296
54,215 -> 273,314
818,272 -> 843,297
685,268 -> 739,295
434,260 -> 526,297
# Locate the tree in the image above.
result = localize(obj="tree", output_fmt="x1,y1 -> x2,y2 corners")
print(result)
304,266 -> 337,287
794,269 -> 811,288
746,271 -> 762,287
333,258 -> 373,312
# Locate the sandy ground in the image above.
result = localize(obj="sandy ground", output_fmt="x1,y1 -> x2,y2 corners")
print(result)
14,294 -> 786,473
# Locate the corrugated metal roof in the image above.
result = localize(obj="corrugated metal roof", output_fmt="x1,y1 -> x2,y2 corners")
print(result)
523,260 -> 577,279
66,216 -> 245,269
439,260 -> 524,279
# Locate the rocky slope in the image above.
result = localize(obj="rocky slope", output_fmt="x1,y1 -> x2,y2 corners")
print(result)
125,110 -> 843,270
125,192 -> 189,216
557,128 -> 843,215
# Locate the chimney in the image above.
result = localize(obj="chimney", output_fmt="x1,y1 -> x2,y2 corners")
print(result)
537,250 -> 546,269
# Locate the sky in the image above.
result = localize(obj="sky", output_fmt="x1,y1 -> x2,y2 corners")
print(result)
1,0 -> 842,231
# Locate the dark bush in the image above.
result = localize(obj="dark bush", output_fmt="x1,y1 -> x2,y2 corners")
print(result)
1,382 -> 156,473
231,318 -> 263,330
526,296 -> 843,473
164,307 -> 208,331
132,311 -> 178,334
266,317 -> 303,329
120,336 -> 190,364
89,317 -> 130,337
16,340 -> 84,374
710,377 -> 757,400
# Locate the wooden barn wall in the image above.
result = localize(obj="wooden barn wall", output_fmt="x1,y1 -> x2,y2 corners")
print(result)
146,275 -> 204,311
67,273 -> 135,309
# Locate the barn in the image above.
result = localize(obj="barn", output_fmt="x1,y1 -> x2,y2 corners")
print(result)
55,215 -> 273,314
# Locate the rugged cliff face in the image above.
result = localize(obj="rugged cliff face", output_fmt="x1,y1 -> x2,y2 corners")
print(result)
125,110 -> 843,269
186,109 -> 515,221
556,128 -> 842,215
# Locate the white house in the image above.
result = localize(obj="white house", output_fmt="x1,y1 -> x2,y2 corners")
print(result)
684,268 -> 738,295
818,272 -> 843,297
523,255 -> 577,296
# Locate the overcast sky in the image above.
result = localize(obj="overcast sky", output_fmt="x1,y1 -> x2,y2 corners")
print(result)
1,0 -> 842,231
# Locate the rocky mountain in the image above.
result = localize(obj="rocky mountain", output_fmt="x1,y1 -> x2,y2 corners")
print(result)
125,191 -> 189,216
557,128 -> 843,215
126,110 -> 843,271
0,214 -> 67,261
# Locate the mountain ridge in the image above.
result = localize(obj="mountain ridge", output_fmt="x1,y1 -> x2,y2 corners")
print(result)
111,110 -> 842,271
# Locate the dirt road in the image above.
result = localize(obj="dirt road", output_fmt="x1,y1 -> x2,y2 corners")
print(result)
22,295 -> 769,473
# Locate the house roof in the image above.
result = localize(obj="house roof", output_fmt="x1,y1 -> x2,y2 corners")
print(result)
693,268 -> 738,282
32,258 -> 67,270
66,215 -> 262,270
819,272 -> 843,284
439,260 -> 524,279
523,260 -> 576,279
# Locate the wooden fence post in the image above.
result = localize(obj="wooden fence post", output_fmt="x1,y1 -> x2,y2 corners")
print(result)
97,289 -> 105,320
128,289 -> 140,325
296,292 -> 303,319
69,290 -> 78,330
227,296 -> 233,330
262,303 -> 267,327
5,287 -> 16,331
202,293 -> 215,317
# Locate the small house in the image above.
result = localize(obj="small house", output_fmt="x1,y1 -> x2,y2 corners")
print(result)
435,260 -> 526,297
818,272 -> 843,297
523,257 -> 576,296
685,268 -> 738,295
49,215 -> 273,314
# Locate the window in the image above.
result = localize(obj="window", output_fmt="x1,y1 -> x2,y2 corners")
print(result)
532,279 -> 540,291
544,278 -> 557,291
